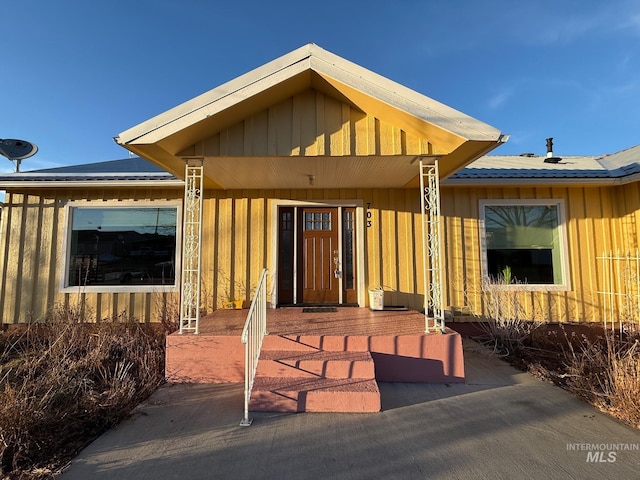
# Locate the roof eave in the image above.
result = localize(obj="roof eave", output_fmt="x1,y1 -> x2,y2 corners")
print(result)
116,45 -> 318,146
115,43 -> 503,150
0,180 -> 184,189
442,172 -> 640,187
309,54 -> 502,142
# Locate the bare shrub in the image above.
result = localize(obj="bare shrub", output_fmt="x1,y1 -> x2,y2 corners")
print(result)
0,317 -> 166,477
479,270 -> 540,355
562,328 -> 640,428
152,291 -> 180,334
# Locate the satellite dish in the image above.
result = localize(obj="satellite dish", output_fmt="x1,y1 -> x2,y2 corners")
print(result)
0,139 -> 38,172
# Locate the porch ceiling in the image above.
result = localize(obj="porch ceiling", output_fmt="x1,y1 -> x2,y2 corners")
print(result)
200,154 -> 440,189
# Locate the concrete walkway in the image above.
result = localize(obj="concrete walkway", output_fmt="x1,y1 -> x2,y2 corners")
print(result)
61,342 -> 639,480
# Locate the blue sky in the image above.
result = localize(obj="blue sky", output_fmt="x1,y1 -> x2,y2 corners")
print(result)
2,0 -> 640,173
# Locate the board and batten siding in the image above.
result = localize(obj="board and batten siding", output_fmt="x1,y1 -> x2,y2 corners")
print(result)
0,187 -> 428,323
3,181 -> 640,324
201,188 -> 426,312
441,183 -> 639,323
182,89 -> 441,158
0,188 -> 183,324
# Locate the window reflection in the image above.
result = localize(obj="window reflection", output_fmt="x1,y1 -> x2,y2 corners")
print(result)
68,207 -> 177,286
484,204 -> 561,284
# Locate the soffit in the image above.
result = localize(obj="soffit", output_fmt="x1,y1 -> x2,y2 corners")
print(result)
202,155 -> 439,189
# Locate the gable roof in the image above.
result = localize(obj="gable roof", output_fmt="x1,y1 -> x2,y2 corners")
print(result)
117,43 -> 503,147
114,43 -> 507,186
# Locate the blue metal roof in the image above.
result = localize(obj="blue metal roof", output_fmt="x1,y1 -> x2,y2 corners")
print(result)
0,157 -> 179,184
447,144 -> 640,182
29,157 -> 168,174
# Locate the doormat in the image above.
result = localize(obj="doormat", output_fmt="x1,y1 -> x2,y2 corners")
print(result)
382,305 -> 409,311
302,307 -> 338,313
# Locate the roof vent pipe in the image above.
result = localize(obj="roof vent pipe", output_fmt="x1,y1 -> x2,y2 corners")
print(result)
543,137 -> 562,164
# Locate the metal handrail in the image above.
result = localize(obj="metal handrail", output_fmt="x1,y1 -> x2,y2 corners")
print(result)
239,268 -> 268,426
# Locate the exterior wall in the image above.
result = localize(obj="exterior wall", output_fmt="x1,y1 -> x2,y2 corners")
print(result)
5,181 -> 639,324
201,188 -> 426,312
0,188 -> 182,324
617,181 -> 640,248
441,183 -> 638,323
0,187 -> 428,323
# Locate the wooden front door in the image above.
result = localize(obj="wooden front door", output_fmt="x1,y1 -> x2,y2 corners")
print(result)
301,208 -> 339,304
277,206 -> 357,306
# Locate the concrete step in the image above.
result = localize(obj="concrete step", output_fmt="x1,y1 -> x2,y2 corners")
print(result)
250,376 -> 381,413
262,334 -> 370,352
256,350 -> 375,379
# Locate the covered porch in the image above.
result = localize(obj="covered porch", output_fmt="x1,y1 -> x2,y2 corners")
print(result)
115,44 -> 506,414
114,43 -> 507,332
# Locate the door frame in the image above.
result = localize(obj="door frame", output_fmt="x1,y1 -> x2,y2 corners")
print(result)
270,199 -> 365,307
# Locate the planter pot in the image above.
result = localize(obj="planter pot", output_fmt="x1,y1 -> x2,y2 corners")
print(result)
223,300 -> 244,310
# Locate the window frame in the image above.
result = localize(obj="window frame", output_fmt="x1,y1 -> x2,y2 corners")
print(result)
479,198 -> 571,291
61,201 -> 182,293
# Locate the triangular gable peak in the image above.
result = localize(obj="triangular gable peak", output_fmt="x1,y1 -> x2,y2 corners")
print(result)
115,43 -> 506,189
178,91 -> 439,159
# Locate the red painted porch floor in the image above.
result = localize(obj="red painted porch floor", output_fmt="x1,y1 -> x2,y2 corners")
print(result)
166,307 -> 465,413
196,306 -> 434,336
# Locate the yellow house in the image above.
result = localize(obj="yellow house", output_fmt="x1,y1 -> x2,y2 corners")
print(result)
0,44 -> 507,328
3,44 -> 637,329
6,44 -> 640,414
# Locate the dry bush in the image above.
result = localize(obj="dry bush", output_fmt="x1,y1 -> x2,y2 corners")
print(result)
152,291 -> 180,334
562,328 -> 640,428
0,317 -> 166,478
605,337 -> 640,427
479,271 -> 541,355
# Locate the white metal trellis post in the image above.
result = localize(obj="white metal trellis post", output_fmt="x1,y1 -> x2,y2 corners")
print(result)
419,160 -> 445,333
598,249 -> 640,333
179,159 -> 204,334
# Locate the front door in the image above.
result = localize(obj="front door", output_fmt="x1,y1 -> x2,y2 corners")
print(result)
301,208 -> 339,303
277,206 -> 357,306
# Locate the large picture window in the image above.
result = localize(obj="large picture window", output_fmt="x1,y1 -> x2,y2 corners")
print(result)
65,205 -> 179,290
480,199 -> 569,290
